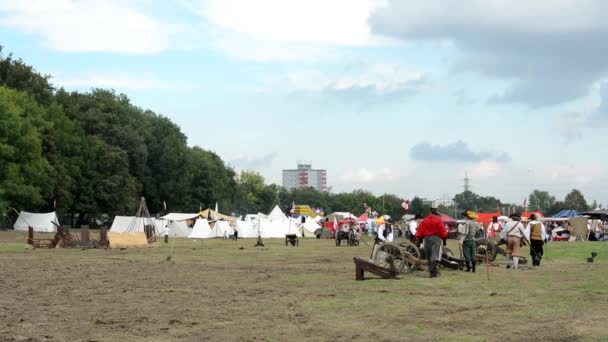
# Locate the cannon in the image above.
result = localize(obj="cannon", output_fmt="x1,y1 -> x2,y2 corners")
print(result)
372,241 -> 465,274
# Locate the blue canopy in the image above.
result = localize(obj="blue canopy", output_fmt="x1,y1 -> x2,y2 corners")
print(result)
551,209 -> 580,218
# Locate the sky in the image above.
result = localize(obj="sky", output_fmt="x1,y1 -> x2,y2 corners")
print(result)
1,0 -> 608,205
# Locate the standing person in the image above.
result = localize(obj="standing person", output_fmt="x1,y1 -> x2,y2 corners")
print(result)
409,215 -> 422,243
416,204 -> 448,278
163,224 -> 170,244
501,214 -> 525,269
525,214 -> 547,266
459,211 -> 478,273
487,216 -> 500,240
370,217 -> 393,261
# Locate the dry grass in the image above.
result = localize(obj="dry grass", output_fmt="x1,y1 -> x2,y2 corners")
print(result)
1,229 -> 607,341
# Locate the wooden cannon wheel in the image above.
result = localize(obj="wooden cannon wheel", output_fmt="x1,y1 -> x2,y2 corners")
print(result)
398,241 -> 422,273
475,238 -> 498,261
374,242 -> 406,274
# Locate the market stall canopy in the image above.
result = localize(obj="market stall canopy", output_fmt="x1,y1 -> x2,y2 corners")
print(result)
581,209 -> 608,219
551,209 -> 580,218
358,213 -> 369,221
440,214 -> 456,225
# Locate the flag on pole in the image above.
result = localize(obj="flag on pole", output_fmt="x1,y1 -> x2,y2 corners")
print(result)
523,196 -> 527,209
53,199 -> 56,209
402,199 -> 410,211
162,200 -> 167,211
333,217 -> 339,232
290,201 -> 296,216
214,202 -> 219,221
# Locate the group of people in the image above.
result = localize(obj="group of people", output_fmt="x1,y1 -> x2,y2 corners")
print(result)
371,204 -> 553,278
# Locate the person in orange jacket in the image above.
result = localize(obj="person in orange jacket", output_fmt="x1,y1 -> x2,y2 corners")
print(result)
416,203 -> 448,278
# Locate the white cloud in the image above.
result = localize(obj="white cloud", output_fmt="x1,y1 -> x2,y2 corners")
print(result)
187,0 -> 394,61
197,0 -> 387,45
53,71 -> 200,91
0,0 -> 175,54
341,167 -> 400,183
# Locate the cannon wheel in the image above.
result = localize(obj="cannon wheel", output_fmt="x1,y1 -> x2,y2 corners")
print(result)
374,242 -> 406,274
476,238 -> 498,261
398,241 -> 421,272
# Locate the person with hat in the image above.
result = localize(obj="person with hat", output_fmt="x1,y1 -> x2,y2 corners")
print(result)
459,210 -> 478,272
416,203 -> 448,278
524,214 -> 547,266
500,214 -> 526,269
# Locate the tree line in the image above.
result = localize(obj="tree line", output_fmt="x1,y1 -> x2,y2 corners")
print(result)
0,48 -> 599,226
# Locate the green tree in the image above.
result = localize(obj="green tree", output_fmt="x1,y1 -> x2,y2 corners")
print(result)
563,189 -> 589,212
0,86 -> 52,211
409,197 -> 426,217
528,190 -> 556,213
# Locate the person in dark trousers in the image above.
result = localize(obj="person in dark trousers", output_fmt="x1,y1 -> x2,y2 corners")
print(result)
525,214 -> 547,266
416,204 -> 448,278
459,210 -> 478,272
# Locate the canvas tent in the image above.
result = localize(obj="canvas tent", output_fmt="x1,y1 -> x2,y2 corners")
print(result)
267,205 -> 287,221
169,220 -> 191,237
300,220 -> 320,237
199,209 -> 237,222
236,219 -> 257,238
108,198 -> 155,248
110,216 -> 151,234
568,217 -> 589,241
160,213 -> 199,222
189,219 -> 214,239
13,211 -> 59,232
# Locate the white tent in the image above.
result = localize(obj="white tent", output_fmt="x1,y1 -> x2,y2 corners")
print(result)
110,216 -> 156,234
267,205 -> 287,221
213,220 -> 233,238
159,213 -> 198,221
300,220 -> 320,237
13,211 -> 59,233
189,219 -> 214,239
236,220 -> 257,238
169,220 -> 191,238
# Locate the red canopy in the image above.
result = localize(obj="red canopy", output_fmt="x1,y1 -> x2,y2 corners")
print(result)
439,214 -> 456,227
358,213 -> 369,221
475,212 -> 502,224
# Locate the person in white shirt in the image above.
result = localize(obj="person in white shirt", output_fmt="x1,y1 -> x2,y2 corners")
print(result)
487,216 -> 501,239
409,215 -> 422,243
162,224 -> 170,243
501,214 -> 526,269
370,219 -> 393,262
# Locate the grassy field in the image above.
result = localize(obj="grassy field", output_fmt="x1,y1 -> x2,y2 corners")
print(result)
1,230 -> 607,342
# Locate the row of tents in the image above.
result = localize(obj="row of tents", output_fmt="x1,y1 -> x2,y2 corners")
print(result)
9,208 -> 598,236
11,206 -> 323,237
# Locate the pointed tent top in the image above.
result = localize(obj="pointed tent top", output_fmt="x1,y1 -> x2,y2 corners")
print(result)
267,205 -> 286,221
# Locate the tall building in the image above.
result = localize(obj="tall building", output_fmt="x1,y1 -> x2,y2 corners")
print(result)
282,161 -> 327,192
